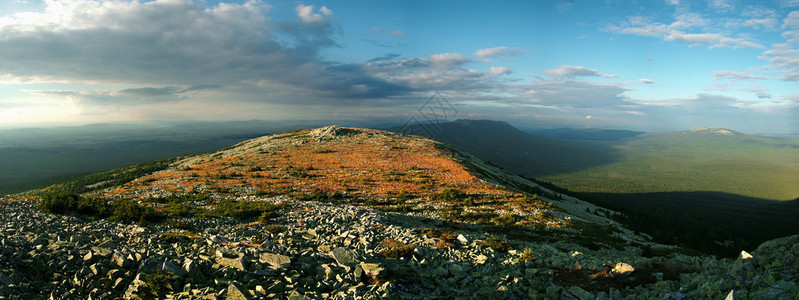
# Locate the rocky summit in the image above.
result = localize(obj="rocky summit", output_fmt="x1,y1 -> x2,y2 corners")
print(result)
1,126 -> 797,299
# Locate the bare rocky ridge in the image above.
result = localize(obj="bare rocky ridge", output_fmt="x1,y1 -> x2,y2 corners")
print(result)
1,126 -> 797,299
690,127 -> 738,136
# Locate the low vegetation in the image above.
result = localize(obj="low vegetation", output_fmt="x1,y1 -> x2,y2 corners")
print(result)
379,239 -> 416,259
482,236 -> 510,253
140,271 -> 177,297
39,193 -> 160,225
38,192 -> 286,227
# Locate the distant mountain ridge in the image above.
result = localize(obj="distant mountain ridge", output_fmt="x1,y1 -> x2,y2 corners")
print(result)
688,127 -> 740,136
529,127 -> 644,141
390,119 -> 621,177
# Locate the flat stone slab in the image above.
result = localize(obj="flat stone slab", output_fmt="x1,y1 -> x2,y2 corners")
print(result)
260,253 -> 291,270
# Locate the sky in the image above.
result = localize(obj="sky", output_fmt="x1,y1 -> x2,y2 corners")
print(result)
0,0 -> 797,133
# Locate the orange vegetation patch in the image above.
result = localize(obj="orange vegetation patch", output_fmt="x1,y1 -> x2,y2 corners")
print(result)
111,128 -> 510,199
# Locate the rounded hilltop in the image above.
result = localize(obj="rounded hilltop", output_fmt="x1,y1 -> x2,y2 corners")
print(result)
689,127 -> 739,136
0,125 -> 796,299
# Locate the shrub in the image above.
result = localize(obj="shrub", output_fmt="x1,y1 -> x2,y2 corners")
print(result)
39,193 -> 110,217
263,224 -> 287,234
520,248 -> 536,262
463,197 -> 476,206
254,189 -> 274,196
76,197 -> 110,216
417,228 -> 459,242
161,220 -> 192,230
417,228 -> 459,249
108,199 -> 161,225
39,193 -> 81,214
491,214 -> 519,226
380,239 -> 415,259
284,166 -> 314,178
258,210 -> 279,222
296,190 -> 345,203
163,202 -> 198,218
397,191 -> 415,201
483,237 -> 510,252
436,188 -> 465,201
140,271 -> 176,297
375,205 -> 413,213
159,231 -> 201,243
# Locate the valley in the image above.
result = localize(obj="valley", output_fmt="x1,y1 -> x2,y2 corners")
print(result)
538,127 -> 799,201
396,120 -> 799,256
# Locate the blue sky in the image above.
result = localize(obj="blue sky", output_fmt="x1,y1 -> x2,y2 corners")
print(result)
0,0 -> 797,133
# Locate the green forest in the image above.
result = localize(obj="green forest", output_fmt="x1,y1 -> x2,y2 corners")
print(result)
538,130 -> 799,201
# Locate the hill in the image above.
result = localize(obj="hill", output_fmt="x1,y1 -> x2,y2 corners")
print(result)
3,125 -> 796,298
391,119 -> 621,177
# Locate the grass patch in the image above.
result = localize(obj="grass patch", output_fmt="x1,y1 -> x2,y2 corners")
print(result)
482,236 -> 510,252
263,224 -> 287,234
491,214 -> 520,226
159,231 -> 202,243
140,271 -> 177,297
380,239 -> 415,259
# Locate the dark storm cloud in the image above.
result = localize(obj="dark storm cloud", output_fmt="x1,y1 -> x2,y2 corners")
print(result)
0,0 -> 405,104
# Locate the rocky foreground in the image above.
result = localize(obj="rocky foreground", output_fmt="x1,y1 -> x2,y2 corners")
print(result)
0,195 -> 797,299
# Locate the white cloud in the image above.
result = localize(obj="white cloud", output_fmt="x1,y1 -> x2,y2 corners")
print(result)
671,13 -> 709,29
713,70 -> 767,81
781,0 -> 799,7
739,7 -> 779,30
365,53 -> 492,93
607,14 -> 764,49
541,65 -> 617,79
758,12 -> 799,82
667,32 -> 763,49
708,0 -> 735,12
638,78 -> 658,84
509,80 -> 630,109
783,11 -> 799,43
489,67 -> 512,76
744,87 -> 772,99
429,53 -> 469,67
761,43 -> 799,81
473,46 -> 522,57
744,18 -> 778,30
296,4 -> 332,24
